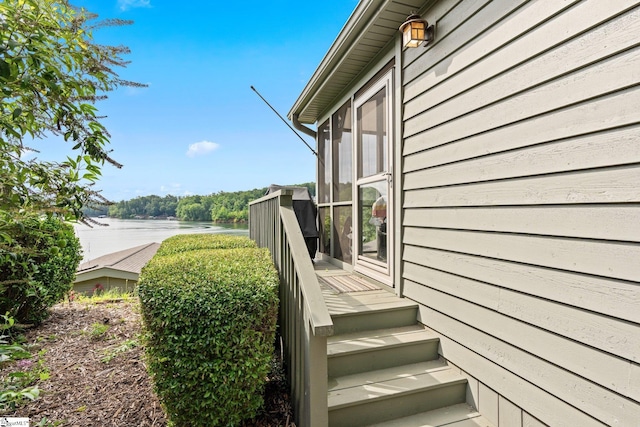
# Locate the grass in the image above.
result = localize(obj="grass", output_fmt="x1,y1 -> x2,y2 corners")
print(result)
89,323 -> 110,340
101,339 -> 138,363
72,288 -> 136,305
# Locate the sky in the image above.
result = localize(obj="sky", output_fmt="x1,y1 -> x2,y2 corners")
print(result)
37,0 -> 359,201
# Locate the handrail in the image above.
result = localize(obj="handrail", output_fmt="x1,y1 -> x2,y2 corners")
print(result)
249,189 -> 333,427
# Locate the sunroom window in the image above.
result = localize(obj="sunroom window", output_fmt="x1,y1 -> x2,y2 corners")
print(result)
316,100 -> 353,263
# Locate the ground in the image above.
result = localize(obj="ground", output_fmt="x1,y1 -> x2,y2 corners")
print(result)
1,299 -> 294,426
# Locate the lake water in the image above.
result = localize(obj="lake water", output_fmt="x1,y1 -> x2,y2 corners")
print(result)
73,218 -> 249,262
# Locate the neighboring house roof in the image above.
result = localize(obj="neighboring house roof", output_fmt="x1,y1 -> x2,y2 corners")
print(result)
74,243 -> 160,283
288,0 -> 425,124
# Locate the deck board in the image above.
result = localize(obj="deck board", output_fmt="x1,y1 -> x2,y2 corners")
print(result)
314,260 -> 413,317
319,274 -> 381,293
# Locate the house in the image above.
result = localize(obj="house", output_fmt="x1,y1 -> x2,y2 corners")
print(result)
74,243 -> 160,294
253,1 -> 640,426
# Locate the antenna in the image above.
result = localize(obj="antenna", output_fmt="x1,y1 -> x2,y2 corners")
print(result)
250,85 -> 318,156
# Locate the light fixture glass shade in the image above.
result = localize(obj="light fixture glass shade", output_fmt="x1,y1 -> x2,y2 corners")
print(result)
402,21 -> 425,48
399,14 -> 430,48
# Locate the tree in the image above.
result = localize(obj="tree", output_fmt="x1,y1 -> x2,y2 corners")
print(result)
176,201 -> 207,221
0,1 -> 142,323
0,0 -> 144,219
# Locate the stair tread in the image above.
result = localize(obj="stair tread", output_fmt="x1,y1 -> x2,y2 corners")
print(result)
329,324 -> 428,342
328,325 -> 438,356
322,288 -> 394,299
329,362 -> 465,409
367,403 -> 495,427
328,298 -> 418,317
322,289 -> 394,301
329,359 -> 448,391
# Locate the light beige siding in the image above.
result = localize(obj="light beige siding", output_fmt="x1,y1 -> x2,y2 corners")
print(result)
74,277 -> 137,295
400,0 -> 640,425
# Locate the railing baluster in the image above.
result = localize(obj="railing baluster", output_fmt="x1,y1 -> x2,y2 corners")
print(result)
249,190 -> 333,427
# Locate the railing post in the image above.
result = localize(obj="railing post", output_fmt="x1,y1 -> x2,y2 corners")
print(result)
305,316 -> 329,426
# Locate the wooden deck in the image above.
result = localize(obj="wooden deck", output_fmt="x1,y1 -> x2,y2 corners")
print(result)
315,260 -> 399,312
313,260 -> 495,427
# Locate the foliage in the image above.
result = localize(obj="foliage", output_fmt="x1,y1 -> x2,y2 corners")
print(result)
108,194 -> 178,219
176,197 -> 209,222
207,189 -> 265,223
172,189 -> 263,222
89,322 -> 109,340
0,212 -> 82,324
91,283 -> 104,296
154,234 -> 256,257
138,238 -> 279,427
0,313 -> 30,363
105,182 -> 316,223
0,370 -> 41,413
0,0 -> 144,219
0,314 -> 48,413
34,418 -> 63,427
100,338 -> 138,363
81,204 -> 108,218
72,287 -> 135,304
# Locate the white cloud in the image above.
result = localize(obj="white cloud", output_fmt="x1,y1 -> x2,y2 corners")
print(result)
160,183 -> 181,193
118,0 -> 151,11
186,141 -> 220,158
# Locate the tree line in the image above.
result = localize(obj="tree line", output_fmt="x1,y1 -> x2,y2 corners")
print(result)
101,183 -> 315,222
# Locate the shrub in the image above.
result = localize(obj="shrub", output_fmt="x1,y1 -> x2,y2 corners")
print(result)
0,212 -> 82,324
138,242 -> 279,427
154,234 -> 256,257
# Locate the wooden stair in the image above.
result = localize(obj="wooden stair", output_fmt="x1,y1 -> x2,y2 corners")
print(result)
323,286 -> 494,427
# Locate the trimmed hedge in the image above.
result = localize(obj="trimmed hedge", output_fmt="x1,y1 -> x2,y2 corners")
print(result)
154,234 -> 256,257
138,238 -> 279,427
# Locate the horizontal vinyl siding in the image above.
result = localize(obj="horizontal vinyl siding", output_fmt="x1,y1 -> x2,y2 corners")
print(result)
73,277 -> 136,295
400,0 -> 640,426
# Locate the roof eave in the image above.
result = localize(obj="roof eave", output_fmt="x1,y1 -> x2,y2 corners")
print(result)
288,0 -> 388,124
288,0 -> 429,125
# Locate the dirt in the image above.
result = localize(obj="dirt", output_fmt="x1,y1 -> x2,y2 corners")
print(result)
1,300 -> 295,426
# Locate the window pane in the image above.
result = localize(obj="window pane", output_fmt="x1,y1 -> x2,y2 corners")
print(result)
318,207 -> 331,255
358,182 -> 387,263
357,88 -> 387,179
332,101 -> 352,202
332,205 -> 352,263
317,120 -> 330,203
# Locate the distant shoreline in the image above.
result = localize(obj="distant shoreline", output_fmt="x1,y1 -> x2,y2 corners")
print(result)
94,216 -> 248,224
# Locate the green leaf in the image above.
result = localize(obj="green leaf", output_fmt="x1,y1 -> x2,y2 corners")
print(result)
0,59 -> 10,79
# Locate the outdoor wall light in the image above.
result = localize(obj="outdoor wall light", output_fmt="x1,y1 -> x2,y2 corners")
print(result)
399,14 -> 435,48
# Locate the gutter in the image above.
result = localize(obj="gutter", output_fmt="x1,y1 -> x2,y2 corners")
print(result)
292,113 -> 317,139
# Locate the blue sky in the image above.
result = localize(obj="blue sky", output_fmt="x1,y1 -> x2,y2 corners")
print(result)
45,0 -> 358,201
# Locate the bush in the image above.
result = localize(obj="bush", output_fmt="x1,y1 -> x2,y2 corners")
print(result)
0,212 -> 82,324
138,239 -> 279,427
154,234 -> 256,257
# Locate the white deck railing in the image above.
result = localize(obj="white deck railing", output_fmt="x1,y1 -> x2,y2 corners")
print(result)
249,190 -> 333,427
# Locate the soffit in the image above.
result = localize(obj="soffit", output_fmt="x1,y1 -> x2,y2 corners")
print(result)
288,0 -> 427,124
